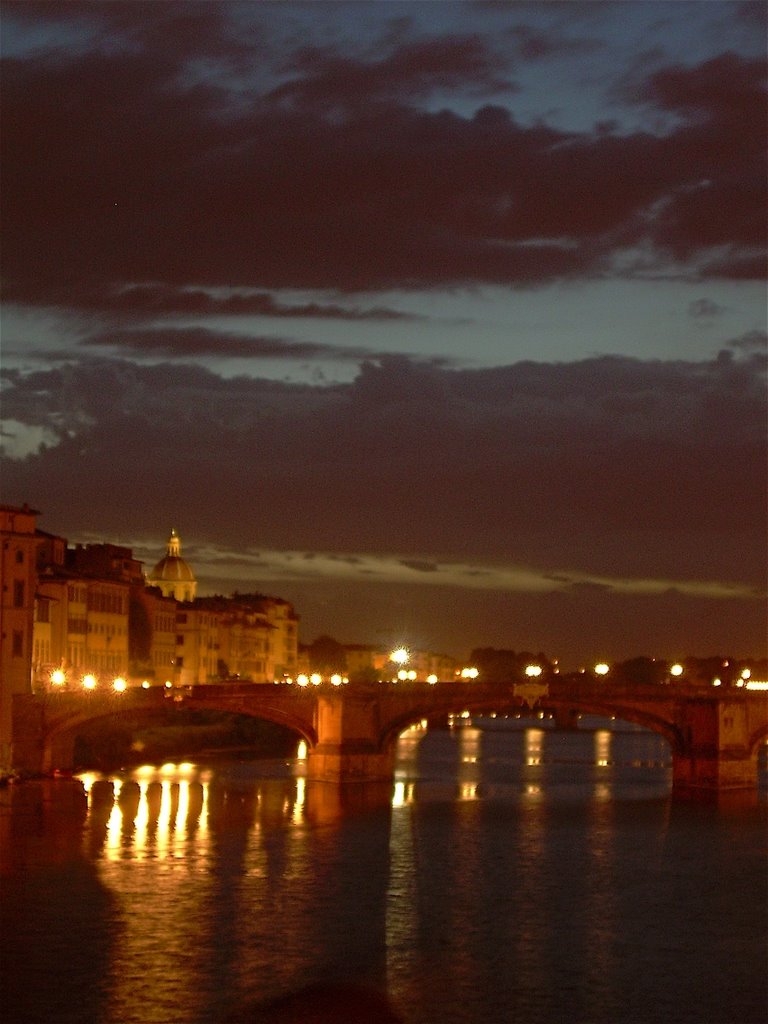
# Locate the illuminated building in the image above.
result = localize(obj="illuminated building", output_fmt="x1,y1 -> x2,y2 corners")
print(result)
0,504 -> 41,771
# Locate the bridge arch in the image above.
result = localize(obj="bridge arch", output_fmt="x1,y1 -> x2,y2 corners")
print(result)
23,690 -> 318,774
376,694 -> 683,756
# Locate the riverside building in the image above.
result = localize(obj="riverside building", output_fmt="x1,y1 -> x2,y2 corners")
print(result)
23,524 -> 299,690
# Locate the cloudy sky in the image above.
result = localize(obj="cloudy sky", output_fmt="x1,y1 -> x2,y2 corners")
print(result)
1,0 -> 766,668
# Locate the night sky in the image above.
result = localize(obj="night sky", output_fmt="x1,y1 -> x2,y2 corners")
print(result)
1,1 -> 765,668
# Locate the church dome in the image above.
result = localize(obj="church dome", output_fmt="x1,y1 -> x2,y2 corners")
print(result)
149,529 -> 197,601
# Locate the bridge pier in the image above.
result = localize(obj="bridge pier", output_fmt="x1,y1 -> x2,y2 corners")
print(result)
672,749 -> 757,792
308,693 -> 394,782
672,699 -> 759,792
553,706 -> 579,730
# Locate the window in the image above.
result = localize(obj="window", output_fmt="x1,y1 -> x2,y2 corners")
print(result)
12,631 -> 23,657
176,635 -> 184,645
37,599 -> 50,623
13,581 -> 25,607
15,549 -> 24,564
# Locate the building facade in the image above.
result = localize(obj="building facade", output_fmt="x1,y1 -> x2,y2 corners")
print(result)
0,504 -> 41,771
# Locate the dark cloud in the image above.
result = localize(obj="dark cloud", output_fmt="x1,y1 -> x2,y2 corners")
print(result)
81,326 -> 377,361
625,54 -> 767,263
2,349 -> 764,661
1,10 -> 765,318
270,35 -> 515,109
688,298 -> 725,320
506,24 -> 601,62
726,329 -> 768,354
13,283 -> 422,323
1,352 -> 764,587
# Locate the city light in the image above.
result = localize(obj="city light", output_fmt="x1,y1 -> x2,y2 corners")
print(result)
594,663 -> 610,676
50,668 -> 66,686
525,665 -> 543,678
670,663 -> 684,677
297,674 -> 309,687
427,674 -> 438,684
330,674 -> 342,686
310,673 -> 322,686
141,681 -> 151,689
390,648 -> 409,665
460,667 -> 479,679
113,676 -> 127,693
82,674 -> 97,690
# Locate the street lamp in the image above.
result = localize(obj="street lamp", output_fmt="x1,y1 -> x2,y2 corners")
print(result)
390,648 -> 409,682
50,668 -> 67,688
82,674 -> 97,690
594,663 -> 610,677
525,665 -> 542,678
113,676 -> 127,693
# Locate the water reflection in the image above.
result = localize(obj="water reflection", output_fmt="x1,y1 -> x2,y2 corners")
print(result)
457,726 -> 481,800
3,721 -> 766,1024
525,726 -> 545,766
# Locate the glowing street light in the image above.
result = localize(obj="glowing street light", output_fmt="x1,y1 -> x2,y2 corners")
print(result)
50,668 -> 66,687
113,676 -> 127,693
594,663 -> 610,677
390,648 -> 409,665
82,674 -> 97,690
525,665 -> 543,678
670,663 -> 684,677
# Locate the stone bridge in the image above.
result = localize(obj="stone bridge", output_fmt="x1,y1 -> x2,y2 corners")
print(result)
12,678 -> 768,792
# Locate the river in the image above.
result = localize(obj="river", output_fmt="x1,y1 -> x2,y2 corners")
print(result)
1,717 -> 766,1024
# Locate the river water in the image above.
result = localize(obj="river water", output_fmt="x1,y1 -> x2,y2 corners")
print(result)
1,717 -> 766,1024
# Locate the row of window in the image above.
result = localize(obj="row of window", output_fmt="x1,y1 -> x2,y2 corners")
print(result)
65,619 -> 127,636
87,591 -> 125,614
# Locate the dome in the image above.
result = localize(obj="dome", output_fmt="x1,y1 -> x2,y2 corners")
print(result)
149,529 -> 197,601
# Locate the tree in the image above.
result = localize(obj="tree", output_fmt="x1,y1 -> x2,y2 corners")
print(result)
309,635 -> 347,674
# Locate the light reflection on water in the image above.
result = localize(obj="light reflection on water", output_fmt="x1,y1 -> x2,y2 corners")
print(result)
1,720 -> 766,1024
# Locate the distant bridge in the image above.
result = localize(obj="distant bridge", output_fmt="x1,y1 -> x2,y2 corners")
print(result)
12,678 -> 768,792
